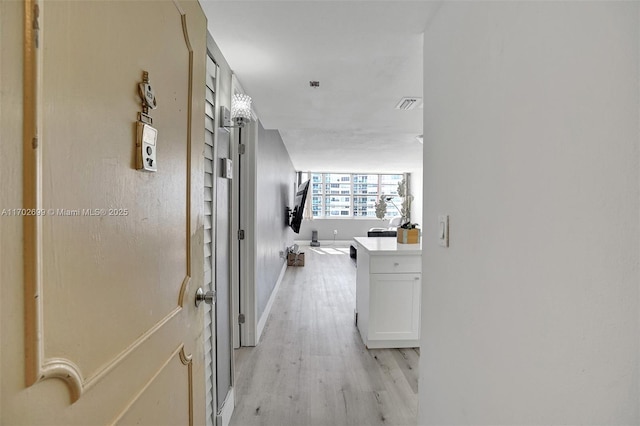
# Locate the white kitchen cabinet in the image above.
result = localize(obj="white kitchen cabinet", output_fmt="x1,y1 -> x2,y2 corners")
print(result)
354,237 -> 422,349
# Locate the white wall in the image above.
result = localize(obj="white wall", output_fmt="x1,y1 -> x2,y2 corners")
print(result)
296,218 -> 388,243
420,2 -> 639,425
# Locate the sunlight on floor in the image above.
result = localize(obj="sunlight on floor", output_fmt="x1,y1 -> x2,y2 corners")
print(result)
308,247 -> 349,255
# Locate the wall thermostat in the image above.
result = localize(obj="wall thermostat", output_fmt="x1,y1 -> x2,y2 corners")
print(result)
136,122 -> 158,172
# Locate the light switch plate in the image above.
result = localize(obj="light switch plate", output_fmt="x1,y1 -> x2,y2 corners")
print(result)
438,215 -> 449,247
222,158 -> 233,179
220,106 -> 231,128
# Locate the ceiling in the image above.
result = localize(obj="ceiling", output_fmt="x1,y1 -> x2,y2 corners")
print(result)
200,1 -> 437,173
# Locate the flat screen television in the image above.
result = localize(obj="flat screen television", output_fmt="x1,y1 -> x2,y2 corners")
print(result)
289,180 -> 310,234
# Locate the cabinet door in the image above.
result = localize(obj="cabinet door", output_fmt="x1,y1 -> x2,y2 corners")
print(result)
369,273 -> 421,341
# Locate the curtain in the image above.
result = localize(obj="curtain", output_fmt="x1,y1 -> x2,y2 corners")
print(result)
303,171 -> 313,221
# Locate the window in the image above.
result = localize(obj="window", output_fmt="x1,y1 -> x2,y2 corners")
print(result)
308,173 -> 404,218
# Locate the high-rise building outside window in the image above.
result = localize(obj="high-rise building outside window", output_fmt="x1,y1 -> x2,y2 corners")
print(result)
308,173 -> 404,218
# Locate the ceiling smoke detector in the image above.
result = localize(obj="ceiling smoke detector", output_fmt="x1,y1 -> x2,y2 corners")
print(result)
309,81 -> 320,88
394,97 -> 423,110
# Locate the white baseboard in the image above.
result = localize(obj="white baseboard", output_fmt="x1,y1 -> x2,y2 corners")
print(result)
216,387 -> 234,426
256,261 -> 286,343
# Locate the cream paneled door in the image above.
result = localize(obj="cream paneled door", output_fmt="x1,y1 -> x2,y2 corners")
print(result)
3,0 -> 207,424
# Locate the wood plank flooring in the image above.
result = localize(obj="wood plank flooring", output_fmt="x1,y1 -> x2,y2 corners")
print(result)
230,247 -> 419,426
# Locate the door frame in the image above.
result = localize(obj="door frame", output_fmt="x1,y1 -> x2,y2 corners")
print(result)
206,37 -> 238,426
231,75 -> 258,347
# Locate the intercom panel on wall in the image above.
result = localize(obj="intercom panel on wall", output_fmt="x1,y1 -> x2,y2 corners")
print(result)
136,122 -> 158,172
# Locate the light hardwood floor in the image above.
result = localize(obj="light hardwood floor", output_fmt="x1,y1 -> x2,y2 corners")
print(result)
230,247 -> 419,426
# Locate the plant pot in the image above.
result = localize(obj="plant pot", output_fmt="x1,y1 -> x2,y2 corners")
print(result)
397,228 -> 420,244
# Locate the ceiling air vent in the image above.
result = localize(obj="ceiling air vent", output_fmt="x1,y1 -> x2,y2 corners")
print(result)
394,97 -> 423,110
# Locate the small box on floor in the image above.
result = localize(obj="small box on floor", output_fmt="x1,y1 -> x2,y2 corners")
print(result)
287,252 -> 305,266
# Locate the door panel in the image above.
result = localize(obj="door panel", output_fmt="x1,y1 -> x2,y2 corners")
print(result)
5,1 -> 207,424
112,348 -> 192,425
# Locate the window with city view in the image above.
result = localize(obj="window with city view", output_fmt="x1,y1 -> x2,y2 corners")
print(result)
308,173 -> 404,218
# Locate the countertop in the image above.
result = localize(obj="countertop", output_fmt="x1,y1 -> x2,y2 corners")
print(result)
353,237 -> 422,255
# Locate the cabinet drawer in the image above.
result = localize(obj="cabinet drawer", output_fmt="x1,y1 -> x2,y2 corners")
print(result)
369,255 -> 421,274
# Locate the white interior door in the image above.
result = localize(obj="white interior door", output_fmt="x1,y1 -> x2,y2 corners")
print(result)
2,1 -> 207,424
206,54 -> 235,426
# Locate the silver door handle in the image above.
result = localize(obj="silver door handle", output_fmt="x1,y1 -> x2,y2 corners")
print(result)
195,287 -> 215,307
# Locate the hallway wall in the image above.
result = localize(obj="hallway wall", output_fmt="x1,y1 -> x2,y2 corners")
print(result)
255,123 -> 296,320
420,2 -> 639,424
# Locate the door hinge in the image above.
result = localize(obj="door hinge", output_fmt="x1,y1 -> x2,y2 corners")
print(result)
33,4 -> 40,48
238,144 -> 246,155
238,229 -> 245,240
238,313 -> 245,324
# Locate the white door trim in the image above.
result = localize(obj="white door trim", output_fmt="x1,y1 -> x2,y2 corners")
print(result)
204,48 -> 219,426
216,387 -> 235,426
232,75 -> 259,347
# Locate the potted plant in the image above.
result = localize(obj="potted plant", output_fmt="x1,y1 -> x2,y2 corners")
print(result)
397,221 -> 420,244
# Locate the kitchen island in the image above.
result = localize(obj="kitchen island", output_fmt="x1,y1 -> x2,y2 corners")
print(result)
353,237 -> 422,349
